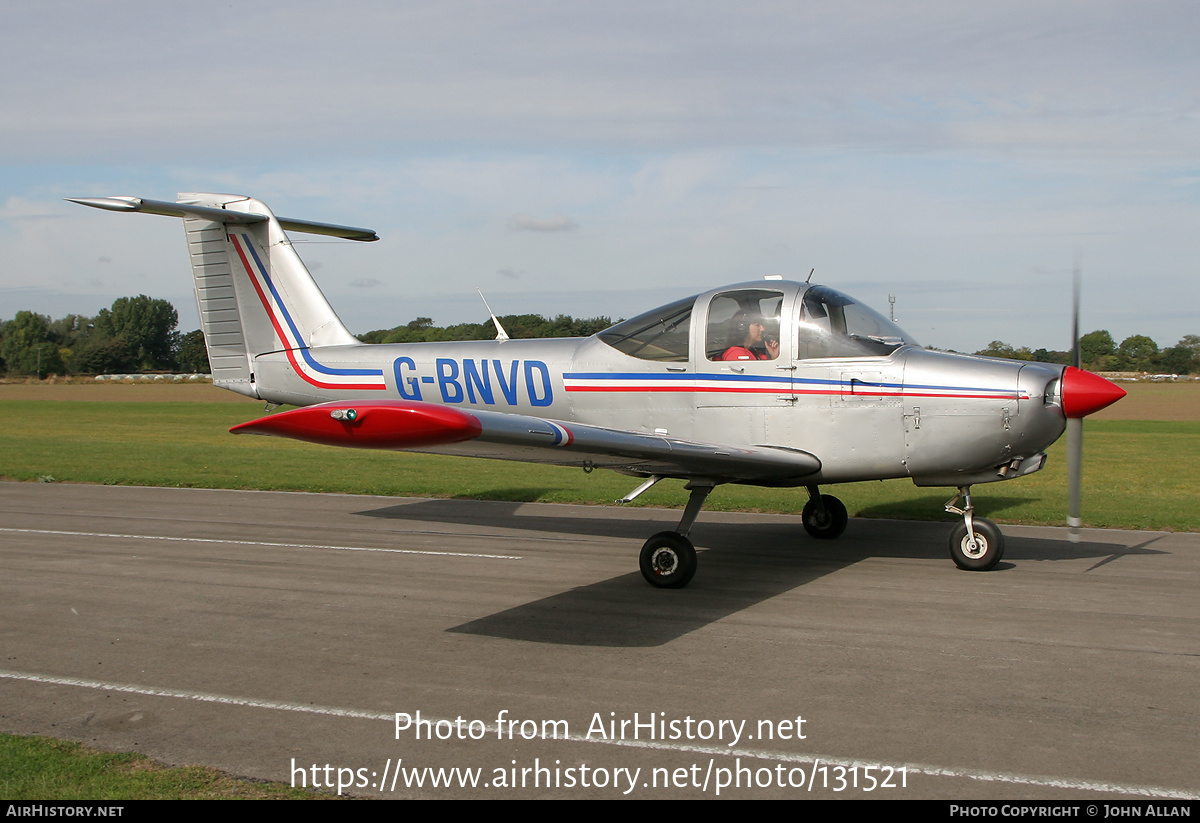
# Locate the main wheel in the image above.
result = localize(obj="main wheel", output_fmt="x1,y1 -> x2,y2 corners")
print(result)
639,531 -> 697,589
802,494 -> 848,539
948,517 -> 1005,571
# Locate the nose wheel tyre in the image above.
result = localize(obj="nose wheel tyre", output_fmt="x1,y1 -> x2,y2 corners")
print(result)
949,517 -> 1004,571
639,531 -> 697,589
802,494 -> 848,539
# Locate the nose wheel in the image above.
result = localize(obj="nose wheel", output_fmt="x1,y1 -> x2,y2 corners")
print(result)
945,486 -> 1005,570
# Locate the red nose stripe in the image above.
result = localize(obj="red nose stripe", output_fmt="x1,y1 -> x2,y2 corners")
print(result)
1061,366 -> 1127,418
231,401 -> 483,449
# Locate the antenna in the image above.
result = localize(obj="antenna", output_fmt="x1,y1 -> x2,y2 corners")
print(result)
805,268 -> 815,284
889,294 -> 896,322
477,289 -> 510,341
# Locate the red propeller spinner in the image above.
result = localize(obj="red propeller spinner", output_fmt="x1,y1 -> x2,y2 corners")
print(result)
1061,366 -> 1126,419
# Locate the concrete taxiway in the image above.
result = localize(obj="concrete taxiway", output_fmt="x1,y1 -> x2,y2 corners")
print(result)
1,481 -> 1197,799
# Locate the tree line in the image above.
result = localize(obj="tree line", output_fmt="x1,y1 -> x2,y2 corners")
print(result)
358,314 -> 614,345
0,296 -> 209,378
3,297 -> 1194,377
972,331 -> 1200,375
0,300 -> 614,378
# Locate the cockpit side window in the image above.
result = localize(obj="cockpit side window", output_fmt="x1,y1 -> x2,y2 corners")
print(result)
706,289 -> 784,362
797,286 -> 917,359
597,296 -> 693,362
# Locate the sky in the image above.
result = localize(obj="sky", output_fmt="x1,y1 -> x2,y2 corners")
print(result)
2,1 -> 1197,353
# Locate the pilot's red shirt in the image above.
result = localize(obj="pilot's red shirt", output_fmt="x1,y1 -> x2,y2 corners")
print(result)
718,346 -> 768,361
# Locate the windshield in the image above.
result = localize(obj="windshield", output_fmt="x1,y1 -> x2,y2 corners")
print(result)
797,286 -> 917,359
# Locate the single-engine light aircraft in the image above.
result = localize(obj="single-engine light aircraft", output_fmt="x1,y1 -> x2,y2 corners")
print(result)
71,194 -> 1125,588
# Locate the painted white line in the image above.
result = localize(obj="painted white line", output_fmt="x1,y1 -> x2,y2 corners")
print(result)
4,669 -> 1195,799
0,527 -> 521,561
2,669 -> 388,720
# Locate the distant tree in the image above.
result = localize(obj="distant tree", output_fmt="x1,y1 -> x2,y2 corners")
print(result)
1118,334 -> 1159,372
1158,344 -> 1195,375
973,341 -> 1033,360
1,311 -> 65,377
1153,335 -> 1198,375
1078,330 -> 1117,371
975,341 -> 1012,358
1032,348 -> 1071,365
94,295 -> 179,371
49,313 -> 94,350
70,337 -> 132,374
175,329 -> 211,373
361,314 -> 613,345
1173,334 -> 1200,372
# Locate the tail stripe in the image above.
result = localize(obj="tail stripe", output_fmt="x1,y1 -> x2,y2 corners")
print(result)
229,233 -> 386,391
237,236 -> 382,377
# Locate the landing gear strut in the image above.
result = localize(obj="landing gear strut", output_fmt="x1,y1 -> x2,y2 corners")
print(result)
945,485 -> 1005,570
637,480 -> 713,588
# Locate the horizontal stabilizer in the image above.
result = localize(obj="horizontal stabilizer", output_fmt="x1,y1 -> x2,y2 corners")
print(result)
67,196 -> 379,241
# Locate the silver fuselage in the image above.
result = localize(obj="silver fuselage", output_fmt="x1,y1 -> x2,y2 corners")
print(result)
249,280 -> 1066,488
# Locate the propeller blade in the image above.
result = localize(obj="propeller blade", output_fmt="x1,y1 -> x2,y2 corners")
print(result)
1066,416 -> 1083,542
1071,261 -> 1081,370
1062,260 -> 1128,541
1069,258 -> 1082,540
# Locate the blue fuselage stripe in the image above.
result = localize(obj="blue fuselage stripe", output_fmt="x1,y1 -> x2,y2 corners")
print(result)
242,236 -> 383,378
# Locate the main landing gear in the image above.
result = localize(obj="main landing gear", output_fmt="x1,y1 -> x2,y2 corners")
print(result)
801,486 -> 848,539
944,485 -> 1005,571
637,480 -> 711,589
628,481 -> 852,589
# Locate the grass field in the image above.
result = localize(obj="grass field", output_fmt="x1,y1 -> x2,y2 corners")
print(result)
2,380 -> 1197,531
0,733 -> 332,800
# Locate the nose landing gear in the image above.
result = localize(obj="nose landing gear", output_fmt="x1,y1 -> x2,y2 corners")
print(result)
945,485 -> 1005,571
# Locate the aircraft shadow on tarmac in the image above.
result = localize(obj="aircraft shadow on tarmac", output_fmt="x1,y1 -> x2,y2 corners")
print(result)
356,499 -> 1167,647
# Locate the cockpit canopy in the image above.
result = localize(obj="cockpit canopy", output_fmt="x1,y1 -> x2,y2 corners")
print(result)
597,283 -> 917,363
597,294 -> 694,362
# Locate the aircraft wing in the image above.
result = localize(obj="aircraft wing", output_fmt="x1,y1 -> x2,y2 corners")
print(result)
231,400 -> 821,483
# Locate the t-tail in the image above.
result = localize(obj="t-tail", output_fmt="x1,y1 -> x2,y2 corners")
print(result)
67,194 -> 384,398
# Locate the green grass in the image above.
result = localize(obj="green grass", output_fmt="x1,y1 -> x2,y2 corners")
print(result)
1,400 -> 1197,531
0,733 -> 333,800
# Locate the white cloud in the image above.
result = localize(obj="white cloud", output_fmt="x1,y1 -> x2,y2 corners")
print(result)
508,214 -> 579,232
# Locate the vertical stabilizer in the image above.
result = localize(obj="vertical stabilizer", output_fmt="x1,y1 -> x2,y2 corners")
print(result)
176,193 -> 362,397
68,192 -> 384,398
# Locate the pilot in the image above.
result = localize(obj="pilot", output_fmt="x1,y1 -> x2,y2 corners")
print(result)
719,311 -> 780,361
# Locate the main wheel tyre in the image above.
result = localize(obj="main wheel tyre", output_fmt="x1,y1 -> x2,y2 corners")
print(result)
802,494 -> 848,539
639,531 -> 697,589
948,517 -> 1005,571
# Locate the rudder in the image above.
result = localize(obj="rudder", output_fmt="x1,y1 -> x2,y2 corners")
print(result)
178,193 -> 362,397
